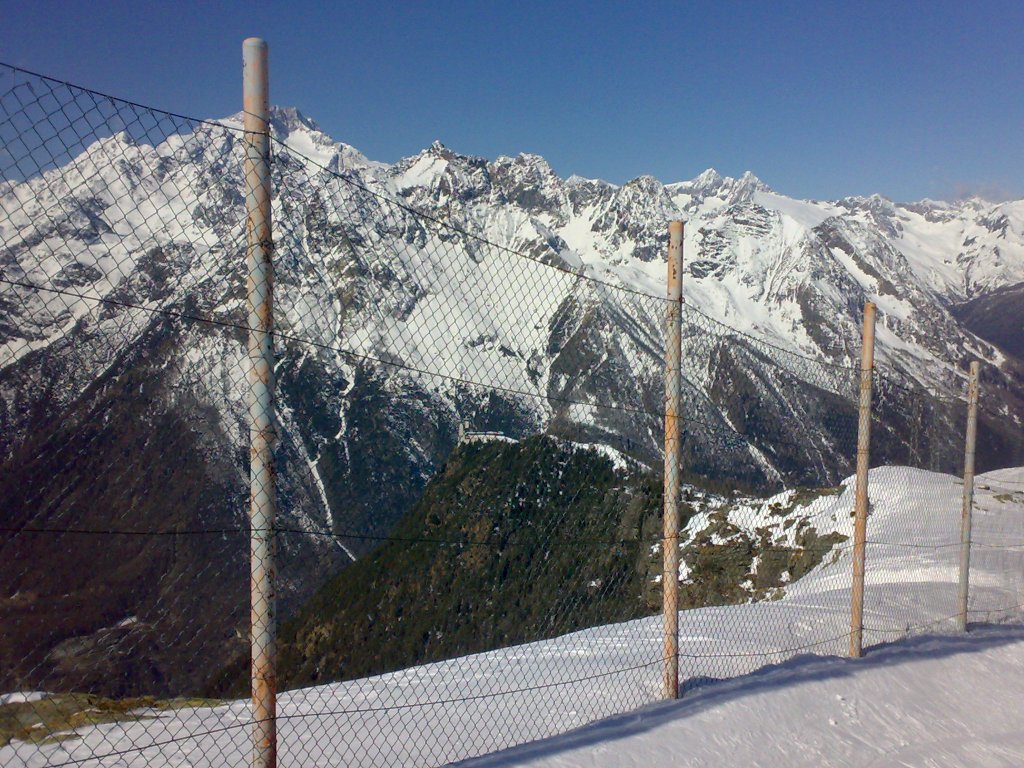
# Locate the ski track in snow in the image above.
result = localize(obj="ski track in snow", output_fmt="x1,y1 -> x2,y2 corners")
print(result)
3,466 -> 1023,768
464,625 -> 1024,768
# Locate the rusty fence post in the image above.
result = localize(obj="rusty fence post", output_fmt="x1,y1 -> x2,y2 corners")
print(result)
244,37 -> 277,768
849,301 -> 876,658
957,361 -> 980,632
663,220 -> 683,698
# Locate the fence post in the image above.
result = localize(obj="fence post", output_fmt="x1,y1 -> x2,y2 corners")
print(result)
243,37 -> 277,768
663,220 -> 683,698
957,361 -> 980,632
849,301 -> 876,658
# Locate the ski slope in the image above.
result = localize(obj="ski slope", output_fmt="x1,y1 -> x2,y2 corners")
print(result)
2,466 -> 1023,767
465,624 -> 1024,767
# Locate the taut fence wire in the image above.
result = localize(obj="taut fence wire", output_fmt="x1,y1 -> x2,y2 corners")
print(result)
1,54 -> 1023,768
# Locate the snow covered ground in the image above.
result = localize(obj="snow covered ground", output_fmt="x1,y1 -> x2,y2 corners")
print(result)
2,466 -> 1023,767
464,625 -> 1024,767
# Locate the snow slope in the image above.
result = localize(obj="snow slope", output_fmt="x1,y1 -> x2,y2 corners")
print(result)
3,466 -> 1022,768
465,625 -> 1024,767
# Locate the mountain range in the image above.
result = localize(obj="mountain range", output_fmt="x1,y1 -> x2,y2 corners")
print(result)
2,105 -> 1023,696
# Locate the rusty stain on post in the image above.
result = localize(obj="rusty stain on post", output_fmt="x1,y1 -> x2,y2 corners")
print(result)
957,360 -> 980,632
244,37 -> 277,768
663,220 -> 683,699
849,301 -> 876,658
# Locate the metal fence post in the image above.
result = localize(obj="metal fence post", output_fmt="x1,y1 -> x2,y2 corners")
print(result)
957,360 -> 980,632
243,37 -> 277,768
849,301 -> 876,658
663,220 -> 683,698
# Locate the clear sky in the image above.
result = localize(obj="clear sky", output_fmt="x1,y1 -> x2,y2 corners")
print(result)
2,0 -> 1022,202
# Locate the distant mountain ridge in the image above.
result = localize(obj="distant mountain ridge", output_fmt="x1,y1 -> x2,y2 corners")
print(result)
2,104 -> 1024,697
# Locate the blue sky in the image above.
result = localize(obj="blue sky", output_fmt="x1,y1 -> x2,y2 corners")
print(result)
2,0 -> 1022,201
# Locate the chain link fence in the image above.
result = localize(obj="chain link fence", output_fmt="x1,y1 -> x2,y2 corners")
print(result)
0,61 -> 256,767
2,59 -> 1023,767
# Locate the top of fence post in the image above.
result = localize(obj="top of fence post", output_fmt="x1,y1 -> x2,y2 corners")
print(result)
243,38 -> 269,127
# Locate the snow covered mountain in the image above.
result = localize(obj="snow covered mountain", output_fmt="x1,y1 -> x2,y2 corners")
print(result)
2,105 -> 1024,696
266,111 -> 1024,474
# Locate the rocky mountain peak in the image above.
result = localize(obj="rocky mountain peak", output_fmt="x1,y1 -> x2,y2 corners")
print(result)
423,139 -> 458,161
508,152 -> 554,172
735,170 -> 770,193
386,141 -> 490,200
722,172 -> 761,205
666,169 -> 771,213
692,167 -> 724,189
268,106 -> 323,138
836,194 -> 902,238
565,174 -> 615,189
623,174 -> 665,193
428,140 -> 452,156
488,153 -> 566,217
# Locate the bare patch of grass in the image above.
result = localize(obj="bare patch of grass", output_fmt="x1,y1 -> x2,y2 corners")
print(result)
0,693 -> 223,747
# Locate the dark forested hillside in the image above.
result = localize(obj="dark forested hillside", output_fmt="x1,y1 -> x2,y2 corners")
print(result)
202,436 -> 851,697
269,436 -> 664,692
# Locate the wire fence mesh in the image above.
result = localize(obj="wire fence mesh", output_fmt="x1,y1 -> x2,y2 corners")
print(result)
1,61 -> 1023,768
861,364 -> 1024,645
